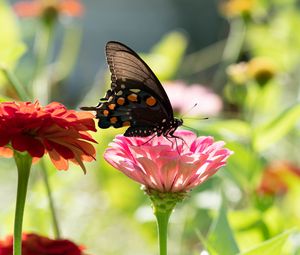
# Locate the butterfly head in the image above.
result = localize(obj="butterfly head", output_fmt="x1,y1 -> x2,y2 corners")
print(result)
174,117 -> 183,127
161,117 -> 183,136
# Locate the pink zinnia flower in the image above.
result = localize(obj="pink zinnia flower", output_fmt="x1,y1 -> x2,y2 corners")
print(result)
104,130 -> 232,193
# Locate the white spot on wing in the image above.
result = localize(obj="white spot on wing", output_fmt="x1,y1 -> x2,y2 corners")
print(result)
130,89 -> 141,93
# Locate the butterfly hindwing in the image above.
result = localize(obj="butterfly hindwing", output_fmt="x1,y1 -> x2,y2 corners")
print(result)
96,79 -> 170,133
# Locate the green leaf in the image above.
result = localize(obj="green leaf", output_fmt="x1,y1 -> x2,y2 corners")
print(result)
207,119 -> 251,140
238,229 -> 294,255
253,103 -> 300,152
245,81 -> 281,118
0,0 -> 26,84
224,142 -> 262,189
207,202 -> 240,255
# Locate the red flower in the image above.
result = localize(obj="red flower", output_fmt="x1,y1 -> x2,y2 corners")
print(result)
13,0 -> 84,18
0,101 -> 96,172
257,161 -> 300,196
0,233 -> 86,255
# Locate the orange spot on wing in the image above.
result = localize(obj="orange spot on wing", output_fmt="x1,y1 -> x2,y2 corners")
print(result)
110,117 -> 118,124
146,96 -> 157,106
117,97 -> 125,105
127,93 -> 138,102
108,104 -> 116,110
122,121 -> 131,127
103,110 -> 109,116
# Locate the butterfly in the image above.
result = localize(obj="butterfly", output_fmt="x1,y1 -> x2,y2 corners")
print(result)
82,41 -> 183,138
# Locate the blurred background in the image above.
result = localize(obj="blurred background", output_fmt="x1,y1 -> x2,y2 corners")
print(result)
1,0 -> 300,254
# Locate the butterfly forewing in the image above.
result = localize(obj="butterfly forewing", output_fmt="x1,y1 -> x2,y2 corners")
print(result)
84,41 -> 182,138
106,42 -> 173,112
105,42 -> 133,90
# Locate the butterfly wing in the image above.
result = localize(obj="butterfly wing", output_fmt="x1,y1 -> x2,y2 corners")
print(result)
105,41 -> 173,113
95,41 -> 175,136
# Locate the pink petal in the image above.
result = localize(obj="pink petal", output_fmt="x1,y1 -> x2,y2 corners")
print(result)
104,130 -> 233,193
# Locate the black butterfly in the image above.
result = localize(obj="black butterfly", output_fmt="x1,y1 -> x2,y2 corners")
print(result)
82,41 -> 183,138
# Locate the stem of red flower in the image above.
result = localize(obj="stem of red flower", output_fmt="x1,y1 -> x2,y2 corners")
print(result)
13,151 -> 32,255
154,209 -> 172,255
40,159 -> 61,239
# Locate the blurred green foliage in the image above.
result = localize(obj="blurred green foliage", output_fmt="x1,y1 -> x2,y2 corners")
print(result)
2,0 -> 300,254
0,0 -> 25,83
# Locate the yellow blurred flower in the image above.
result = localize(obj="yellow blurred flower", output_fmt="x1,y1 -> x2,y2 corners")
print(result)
227,57 -> 277,85
220,0 -> 256,17
247,57 -> 277,85
226,62 -> 248,85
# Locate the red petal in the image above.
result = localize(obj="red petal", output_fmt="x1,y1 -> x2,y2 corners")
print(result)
11,135 -> 30,152
11,135 -> 45,157
0,147 -> 13,157
27,140 -> 45,157
48,149 -> 69,170
47,140 -> 74,159
0,134 -> 10,147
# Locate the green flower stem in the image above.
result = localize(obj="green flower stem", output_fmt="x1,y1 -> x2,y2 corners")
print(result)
0,67 -> 30,101
180,40 -> 226,76
213,17 -> 246,91
40,159 -> 61,239
32,20 -> 55,104
34,21 -> 55,74
13,151 -> 32,255
53,25 -> 83,83
154,209 -> 172,255
147,189 -> 187,255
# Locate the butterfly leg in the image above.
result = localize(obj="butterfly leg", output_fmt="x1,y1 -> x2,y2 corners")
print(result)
164,135 -> 175,148
164,135 -> 182,154
140,134 -> 157,146
167,129 -> 189,150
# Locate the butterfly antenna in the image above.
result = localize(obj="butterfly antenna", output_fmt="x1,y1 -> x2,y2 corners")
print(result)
183,117 -> 209,120
180,103 -> 210,121
179,103 -> 198,119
